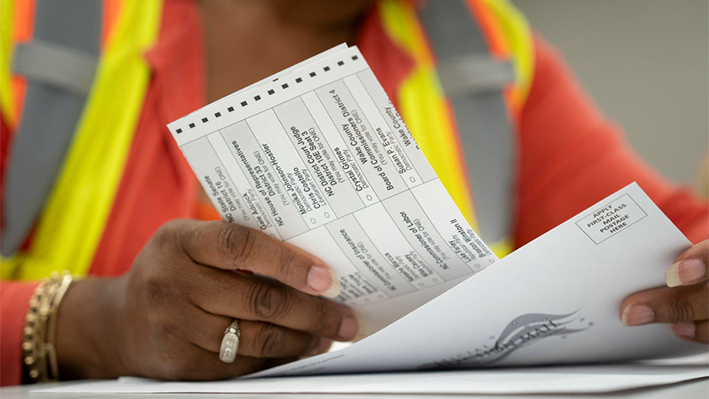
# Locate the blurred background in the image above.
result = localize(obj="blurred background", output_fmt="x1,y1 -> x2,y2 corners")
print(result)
512,0 -> 708,186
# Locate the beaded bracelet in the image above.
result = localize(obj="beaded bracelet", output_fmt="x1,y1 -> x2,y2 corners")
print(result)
22,272 -> 73,383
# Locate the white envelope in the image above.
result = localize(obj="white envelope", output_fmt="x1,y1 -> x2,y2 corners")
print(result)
252,182 -> 707,377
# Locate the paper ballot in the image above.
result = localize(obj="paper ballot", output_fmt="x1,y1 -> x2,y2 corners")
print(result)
165,44 -> 708,377
168,45 -> 497,333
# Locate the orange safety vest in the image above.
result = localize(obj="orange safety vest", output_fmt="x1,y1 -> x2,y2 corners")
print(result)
0,0 -> 532,281
1,0 -> 163,279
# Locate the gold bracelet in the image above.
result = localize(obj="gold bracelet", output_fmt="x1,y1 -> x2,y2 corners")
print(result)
45,273 -> 72,381
22,272 -> 73,383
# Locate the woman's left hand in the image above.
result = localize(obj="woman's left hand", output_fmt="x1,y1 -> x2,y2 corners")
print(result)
620,239 -> 708,343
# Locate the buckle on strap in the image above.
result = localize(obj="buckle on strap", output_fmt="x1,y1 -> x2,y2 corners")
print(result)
437,55 -> 515,98
12,40 -> 98,95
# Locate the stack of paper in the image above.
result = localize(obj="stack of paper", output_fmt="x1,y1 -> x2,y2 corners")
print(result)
162,44 -> 707,377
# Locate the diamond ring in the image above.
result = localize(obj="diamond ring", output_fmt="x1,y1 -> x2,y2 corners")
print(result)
219,319 -> 241,363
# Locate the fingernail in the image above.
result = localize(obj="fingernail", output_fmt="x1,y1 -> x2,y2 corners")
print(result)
666,259 -> 705,287
621,305 -> 655,326
338,315 -> 359,341
671,322 -> 696,339
322,272 -> 342,298
307,266 -> 341,297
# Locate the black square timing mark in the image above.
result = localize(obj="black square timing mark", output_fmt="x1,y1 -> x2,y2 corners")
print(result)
268,89 -> 275,95
215,112 -> 221,118
323,66 -> 330,71
337,60 -> 344,66
296,77 -> 303,83
351,55 -> 359,60
176,128 -> 182,134
309,72 -> 316,77
254,95 -> 261,101
227,106 -> 234,112
189,123 -> 195,128
241,101 -> 248,107
202,117 -> 208,123
282,83 -> 289,89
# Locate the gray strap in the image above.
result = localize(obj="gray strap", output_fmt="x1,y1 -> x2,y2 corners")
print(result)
418,0 -> 516,245
13,41 -> 98,95
437,55 -> 515,97
1,0 -> 101,257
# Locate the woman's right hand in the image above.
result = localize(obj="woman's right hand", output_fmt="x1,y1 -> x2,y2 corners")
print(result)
54,219 -> 359,380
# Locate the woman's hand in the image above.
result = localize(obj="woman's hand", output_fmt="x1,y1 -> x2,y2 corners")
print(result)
55,219 -> 358,380
620,239 -> 708,343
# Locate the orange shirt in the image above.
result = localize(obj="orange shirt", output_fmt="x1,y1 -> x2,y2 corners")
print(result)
1,0 -> 707,385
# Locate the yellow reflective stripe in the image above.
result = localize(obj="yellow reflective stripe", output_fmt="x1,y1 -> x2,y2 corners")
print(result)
378,0 -> 479,232
376,1 -> 411,55
398,72 -> 479,230
379,0 -> 535,258
483,0 -> 534,109
1,0 -> 163,280
378,0 -> 433,66
488,237 -> 514,259
0,0 -> 15,125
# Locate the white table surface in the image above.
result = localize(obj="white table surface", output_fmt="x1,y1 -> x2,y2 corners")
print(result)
1,378 -> 708,399
6,354 -> 709,398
